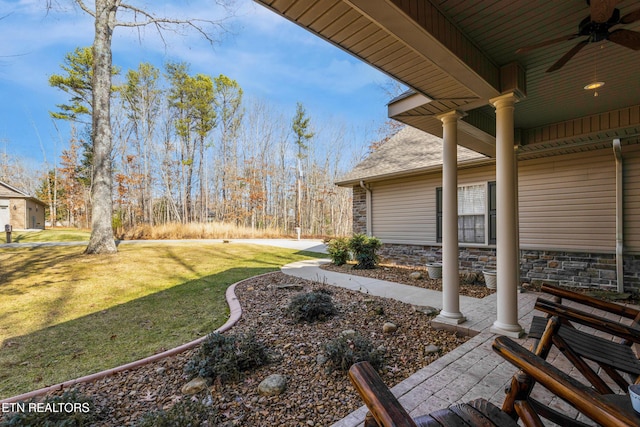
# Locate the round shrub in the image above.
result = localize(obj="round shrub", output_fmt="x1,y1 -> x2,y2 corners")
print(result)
349,234 -> 382,270
184,331 -> 269,384
327,237 -> 351,266
323,332 -> 385,372
287,291 -> 337,323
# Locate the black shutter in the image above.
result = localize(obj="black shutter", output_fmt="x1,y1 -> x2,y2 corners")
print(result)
436,187 -> 442,243
488,181 -> 496,245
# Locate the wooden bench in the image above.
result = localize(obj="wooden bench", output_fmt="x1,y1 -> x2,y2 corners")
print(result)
529,284 -> 640,392
348,318 -> 640,426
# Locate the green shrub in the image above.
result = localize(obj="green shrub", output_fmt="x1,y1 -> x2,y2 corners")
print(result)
324,332 -> 385,372
136,398 -> 220,427
326,237 -> 351,266
287,291 -> 337,323
184,332 -> 269,384
349,234 -> 382,270
0,390 -> 102,427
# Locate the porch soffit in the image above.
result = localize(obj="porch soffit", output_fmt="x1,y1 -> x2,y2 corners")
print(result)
255,0 -> 500,114
255,0 -> 640,158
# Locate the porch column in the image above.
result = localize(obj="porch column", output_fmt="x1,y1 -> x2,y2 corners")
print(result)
490,93 -> 524,338
434,111 -> 466,325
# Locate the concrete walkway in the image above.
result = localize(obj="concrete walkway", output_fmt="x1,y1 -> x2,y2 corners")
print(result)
280,259 -> 545,426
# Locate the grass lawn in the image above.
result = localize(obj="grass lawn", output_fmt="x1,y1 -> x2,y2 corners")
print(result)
0,242 -> 323,399
1,228 -> 91,244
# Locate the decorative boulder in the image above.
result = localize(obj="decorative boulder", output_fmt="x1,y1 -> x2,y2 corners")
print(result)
382,322 -> 398,334
182,377 -> 208,395
424,344 -> 441,355
340,329 -> 357,338
258,374 -> 287,396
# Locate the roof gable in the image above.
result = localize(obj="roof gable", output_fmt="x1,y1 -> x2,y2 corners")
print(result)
337,126 -> 486,185
0,181 -> 30,198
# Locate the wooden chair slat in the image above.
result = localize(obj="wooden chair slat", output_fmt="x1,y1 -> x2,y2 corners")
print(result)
540,284 -> 640,320
535,298 -> 640,343
428,407 -> 471,426
412,414 -> 444,427
551,333 -> 615,394
467,398 -> 520,427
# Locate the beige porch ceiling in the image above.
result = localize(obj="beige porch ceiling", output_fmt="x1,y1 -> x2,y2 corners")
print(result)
254,0 -> 640,158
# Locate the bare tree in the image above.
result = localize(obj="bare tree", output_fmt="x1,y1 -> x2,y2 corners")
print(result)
47,0 -> 234,254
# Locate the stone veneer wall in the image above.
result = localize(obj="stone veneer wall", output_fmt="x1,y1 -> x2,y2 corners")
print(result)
352,185 -> 367,235
377,243 -> 640,292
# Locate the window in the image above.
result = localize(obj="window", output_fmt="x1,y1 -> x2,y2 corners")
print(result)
458,184 -> 485,243
436,182 -> 496,245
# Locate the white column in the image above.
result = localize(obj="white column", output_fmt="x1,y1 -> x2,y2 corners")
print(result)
490,93 -> 524,338
434,111 -> 465,325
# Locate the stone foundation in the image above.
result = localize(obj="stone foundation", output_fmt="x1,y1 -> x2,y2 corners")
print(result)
378,243 -> 640,293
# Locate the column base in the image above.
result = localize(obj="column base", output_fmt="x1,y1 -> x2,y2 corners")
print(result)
434,311 -> 466,325
490,320 -> 525,338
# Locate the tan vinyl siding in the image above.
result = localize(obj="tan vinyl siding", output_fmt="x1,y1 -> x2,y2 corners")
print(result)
518,149 -> 616,252
371,176 -> 439,243
365,146 -> 639,252
457,165 -> 495,186
370,165 -> 495,245
625,144 -> 640,252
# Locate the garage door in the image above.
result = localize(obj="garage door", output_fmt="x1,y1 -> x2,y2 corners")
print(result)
0,200 -> 9,228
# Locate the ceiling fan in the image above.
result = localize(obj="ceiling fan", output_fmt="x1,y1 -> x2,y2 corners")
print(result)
516,0 -> 640,72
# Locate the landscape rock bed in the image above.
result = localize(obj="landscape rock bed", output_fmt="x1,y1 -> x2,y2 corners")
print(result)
3,272 -> 470,426
322,263 -> 496,299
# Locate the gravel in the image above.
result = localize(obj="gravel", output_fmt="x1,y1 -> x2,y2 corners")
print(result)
2,270 -> 473,426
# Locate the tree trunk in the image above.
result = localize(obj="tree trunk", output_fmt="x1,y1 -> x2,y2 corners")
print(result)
85,0 -> 117,254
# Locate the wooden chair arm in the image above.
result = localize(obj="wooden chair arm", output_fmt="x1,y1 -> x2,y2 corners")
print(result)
541,284 -> 640,320
348,361 -> 418,427
535,298 -> 640,343
493,336 -> 640,427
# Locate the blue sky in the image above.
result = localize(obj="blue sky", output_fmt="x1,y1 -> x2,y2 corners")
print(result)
0,0 -> 395,169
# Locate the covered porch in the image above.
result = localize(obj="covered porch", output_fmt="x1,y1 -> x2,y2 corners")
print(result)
253,0 -> 640,337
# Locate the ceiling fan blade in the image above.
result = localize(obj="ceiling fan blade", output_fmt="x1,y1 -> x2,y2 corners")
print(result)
620,7 -> 640,24
608,29 -> 640,50
516,34 -> 580,54
546,39 -> 589,72
590,0 -> 618,23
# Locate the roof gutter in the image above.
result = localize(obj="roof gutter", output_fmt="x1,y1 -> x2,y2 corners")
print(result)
360,180 -> 372,236
613,138 -> 624,293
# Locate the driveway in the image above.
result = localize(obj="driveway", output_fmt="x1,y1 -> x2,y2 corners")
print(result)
0,238 -> 328,253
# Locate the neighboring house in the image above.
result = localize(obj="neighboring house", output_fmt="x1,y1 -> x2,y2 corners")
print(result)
0,181 -> 46,230
336,126 -> 640,292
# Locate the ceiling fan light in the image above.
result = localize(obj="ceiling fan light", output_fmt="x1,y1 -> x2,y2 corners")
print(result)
584,81 -> 605,90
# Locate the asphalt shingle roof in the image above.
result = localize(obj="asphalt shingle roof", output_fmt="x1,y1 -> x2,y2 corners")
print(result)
336,126 -> 486,185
